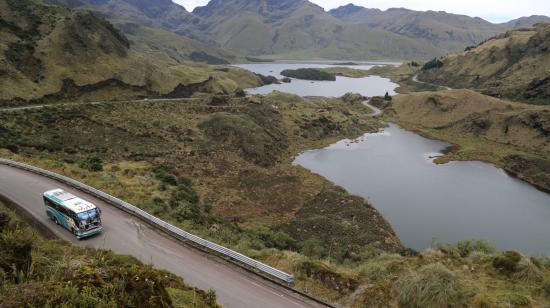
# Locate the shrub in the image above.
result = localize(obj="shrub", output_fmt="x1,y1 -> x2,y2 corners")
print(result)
280,68 -> 336,81
301,238 -> 325,259
504,293 -> 531,306
394,263 -> 464,308
512,260 -> 544,283
436,240 -> 495,257
422,58 -> 444,70
543,280 -> 550,297
79,155 -> 103,172
0,213 -> 10,232
492,251 -> 521,274
271,231 -> 296,250
205,288 -> 217,306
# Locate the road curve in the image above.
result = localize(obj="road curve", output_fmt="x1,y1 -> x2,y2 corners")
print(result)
362,100 -> 382,117
411,74 -> 452,90
0,164 -> 326,308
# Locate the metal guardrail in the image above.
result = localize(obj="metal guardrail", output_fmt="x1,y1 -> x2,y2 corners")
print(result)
0,158 -> 295,285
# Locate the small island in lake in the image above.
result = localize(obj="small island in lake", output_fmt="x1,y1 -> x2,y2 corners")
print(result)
280,68 -> 336,81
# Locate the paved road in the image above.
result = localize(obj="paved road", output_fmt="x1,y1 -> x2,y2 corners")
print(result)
363,100 -> 382,117
412,74 -> 452,90
0,164 -> 325,308
0,97 -> 199,113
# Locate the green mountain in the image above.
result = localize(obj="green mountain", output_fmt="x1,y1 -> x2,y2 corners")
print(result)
329,4 -> 550,56
500,15 -> 550,29
43,0 -> 550,60
0,0 -> 260,104
418,23 -> 550,104
44,0 -> 243,64
188,0 -> 442,60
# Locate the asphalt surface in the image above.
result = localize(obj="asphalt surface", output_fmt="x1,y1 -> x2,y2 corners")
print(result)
0,164 -> 326,308
363,100 -> 382,117
412,74 -> 452,90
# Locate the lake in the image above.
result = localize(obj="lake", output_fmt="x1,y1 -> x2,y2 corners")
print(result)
234,63 -> 399,97
238,62 -> 550,256
294,124 -> 550,255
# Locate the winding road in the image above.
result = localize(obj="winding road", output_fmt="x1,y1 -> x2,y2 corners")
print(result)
412,74 -> 452,90
0,164 -> 326,308
363,100 -> 382,117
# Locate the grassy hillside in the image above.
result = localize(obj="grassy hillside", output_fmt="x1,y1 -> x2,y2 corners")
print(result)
0,200 -> 218,307
114,21 -> 242,65
418,24 -> 550,104
0,0 -> 260,105
2,93 -> 549,306
190,0 -> 443,60
329,4 -> 504,55
385,90 -> 550,192
0,92 -> 402,262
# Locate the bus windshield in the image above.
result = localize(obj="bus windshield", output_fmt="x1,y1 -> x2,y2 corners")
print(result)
76,208 -> 100,221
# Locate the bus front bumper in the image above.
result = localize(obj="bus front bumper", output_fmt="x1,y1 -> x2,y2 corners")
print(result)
76,226 -> 103,239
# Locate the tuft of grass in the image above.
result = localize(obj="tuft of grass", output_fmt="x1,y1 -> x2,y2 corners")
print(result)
512,260 -> 545,283
394,263 -> 464,308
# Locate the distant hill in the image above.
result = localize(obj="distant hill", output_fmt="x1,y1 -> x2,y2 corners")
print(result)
188,0 -> 442,60
44,0 -> 240,63
0,0 -> 259,104
329,4 -> 550,56
43,0 -> 550,61
500,15 -> 550,29
418,23 -> 550,104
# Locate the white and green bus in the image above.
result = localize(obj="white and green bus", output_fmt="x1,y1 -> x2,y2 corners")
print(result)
43,189 -> 103,239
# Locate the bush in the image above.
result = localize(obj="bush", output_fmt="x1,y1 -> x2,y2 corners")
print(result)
394,263 -> 464,308
504,293 -> 531,306
512,260 -> 544,283
301,238 -> 325,259
543,280 -> 550,297
271,232 -> 296,250
79,155 -> 103,172
205,288 -> 217,306
422,58 -> 444,70
280,68 -> 336,81
436,240 -> 495,257
492,251 -> 521,274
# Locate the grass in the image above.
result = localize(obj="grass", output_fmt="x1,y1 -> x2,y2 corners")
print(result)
0,92 -> 394,261
1,91 -> 550,307
394,263 -> 463,308
0,0 -> 261,105
418,24 -> 550,104
0,201 -> 218,307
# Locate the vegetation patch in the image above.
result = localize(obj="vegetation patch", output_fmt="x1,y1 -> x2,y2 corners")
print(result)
281,68 -> 336,81
393,263 -> 464,308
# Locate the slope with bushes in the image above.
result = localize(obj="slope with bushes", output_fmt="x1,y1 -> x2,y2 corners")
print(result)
0,201 -> 218,307
418,23 -> 550,104
0,0 -> 261,105
0,92 -> 403,267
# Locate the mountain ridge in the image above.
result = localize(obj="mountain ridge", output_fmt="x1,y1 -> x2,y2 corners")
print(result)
44,0 -> 550,60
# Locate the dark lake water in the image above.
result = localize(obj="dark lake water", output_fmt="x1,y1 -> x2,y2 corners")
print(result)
235,63 -> 399,97
294,124 -> 550,255
238,63 -> 550,256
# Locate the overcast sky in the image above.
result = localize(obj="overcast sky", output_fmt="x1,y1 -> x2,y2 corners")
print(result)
172,0 -> 550,23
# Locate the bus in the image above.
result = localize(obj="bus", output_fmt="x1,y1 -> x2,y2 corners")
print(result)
43,189 -> 103,239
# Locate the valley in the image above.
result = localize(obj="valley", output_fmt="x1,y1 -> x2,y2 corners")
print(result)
1,0 -> 550,307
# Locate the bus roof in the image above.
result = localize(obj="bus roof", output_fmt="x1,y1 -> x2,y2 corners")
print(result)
43,188 -> 97,214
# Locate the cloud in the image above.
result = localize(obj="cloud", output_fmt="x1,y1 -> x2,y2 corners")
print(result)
173,0 -> 550,22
